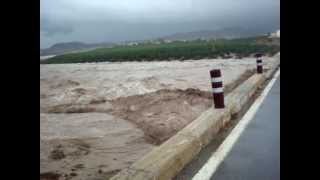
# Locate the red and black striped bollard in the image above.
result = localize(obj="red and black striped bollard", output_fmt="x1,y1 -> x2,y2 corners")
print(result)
256,55 -> 263,74
210,69 -> 225,109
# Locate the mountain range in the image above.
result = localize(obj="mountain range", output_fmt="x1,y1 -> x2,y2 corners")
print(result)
159,27 -> 275,41
40,27 -> 277,56
40,42 -> 114,56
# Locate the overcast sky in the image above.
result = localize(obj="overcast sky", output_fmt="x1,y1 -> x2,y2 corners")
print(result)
40,0 -> 280,48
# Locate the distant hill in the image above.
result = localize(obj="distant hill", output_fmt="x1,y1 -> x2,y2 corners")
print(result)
42,36 -> 280,64
159,27 -> 273,41
40,27 -> 277,56
40,42 -> 114,56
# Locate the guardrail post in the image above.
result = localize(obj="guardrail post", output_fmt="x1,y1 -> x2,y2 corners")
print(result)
210,69 -> 225,108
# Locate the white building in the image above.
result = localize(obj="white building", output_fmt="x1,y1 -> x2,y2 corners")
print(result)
269,29 -> 280,38
128,42 -> 139,46
276,30 -> 280,37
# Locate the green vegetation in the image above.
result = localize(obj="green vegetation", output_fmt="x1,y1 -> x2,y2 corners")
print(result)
42,36 -> 280,64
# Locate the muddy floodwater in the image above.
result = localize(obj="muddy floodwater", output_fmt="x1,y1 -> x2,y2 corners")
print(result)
40,56 -> 279,180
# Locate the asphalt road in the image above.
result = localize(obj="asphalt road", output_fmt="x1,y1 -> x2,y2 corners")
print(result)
211,76 -> 280,180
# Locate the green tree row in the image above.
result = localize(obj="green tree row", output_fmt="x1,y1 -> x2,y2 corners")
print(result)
42,36 -> 280,64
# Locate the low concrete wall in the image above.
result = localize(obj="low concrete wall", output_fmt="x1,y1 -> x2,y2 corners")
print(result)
111,57 -> 280,180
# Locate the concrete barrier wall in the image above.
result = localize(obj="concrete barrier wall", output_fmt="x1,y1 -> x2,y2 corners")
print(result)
111,57 -> 280,180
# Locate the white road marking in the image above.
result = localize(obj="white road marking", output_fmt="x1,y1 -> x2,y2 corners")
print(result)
192,69 -> 280,180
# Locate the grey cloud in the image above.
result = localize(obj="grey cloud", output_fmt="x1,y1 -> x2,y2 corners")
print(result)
40,0 -> 279,48
41,18 -> 74,36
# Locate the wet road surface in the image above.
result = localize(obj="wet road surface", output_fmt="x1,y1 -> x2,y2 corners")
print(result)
211,77 -> 280,180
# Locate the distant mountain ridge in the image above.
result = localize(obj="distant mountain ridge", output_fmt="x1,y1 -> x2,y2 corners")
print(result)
40,41 -> 114,56
41,27 -> 277,56
159,27 -> 273,41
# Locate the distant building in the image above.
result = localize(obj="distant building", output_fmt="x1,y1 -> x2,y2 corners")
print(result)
128,42 -> 138,46
269,30 -> 280,38
276,30 -> 280,37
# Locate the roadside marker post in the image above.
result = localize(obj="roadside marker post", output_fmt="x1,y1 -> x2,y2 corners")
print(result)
256,53 -> 263,74
210,69 -> 225,109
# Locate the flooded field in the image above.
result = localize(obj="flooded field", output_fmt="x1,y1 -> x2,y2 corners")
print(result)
40,55 -> 279,180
